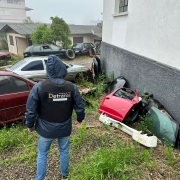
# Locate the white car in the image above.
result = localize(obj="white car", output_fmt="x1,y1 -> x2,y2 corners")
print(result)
6,56 -> 90,82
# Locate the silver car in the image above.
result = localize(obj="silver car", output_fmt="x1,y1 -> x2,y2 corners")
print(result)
6,56 -> 90,82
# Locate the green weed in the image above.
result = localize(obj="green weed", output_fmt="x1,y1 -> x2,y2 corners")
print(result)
164,142 -> 179,165
69,141 -> 153,180
134,114 -> 152,133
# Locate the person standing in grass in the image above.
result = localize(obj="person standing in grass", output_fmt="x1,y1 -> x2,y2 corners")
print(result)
25,55 -> 85,180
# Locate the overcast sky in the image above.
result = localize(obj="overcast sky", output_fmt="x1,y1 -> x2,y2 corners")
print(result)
26,0 -> 103,25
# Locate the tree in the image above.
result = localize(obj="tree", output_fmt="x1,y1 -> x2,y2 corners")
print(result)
30,24 -> 53,44
50,16 -> 72,49
0,32 -> 8,50
30,16 -> 72,49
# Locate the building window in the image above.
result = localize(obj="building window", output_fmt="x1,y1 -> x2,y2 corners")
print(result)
7,0 -> 21,4
73,37 -> 83,44
5,10 -> 11,15
9,35 -> 14,46
0,9 -> 4,15
119,0 -> 128,13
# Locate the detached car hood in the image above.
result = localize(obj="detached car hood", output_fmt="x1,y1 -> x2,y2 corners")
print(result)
99,87 -> 141,122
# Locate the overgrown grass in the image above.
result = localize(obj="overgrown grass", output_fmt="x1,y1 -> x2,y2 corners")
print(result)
0,123 -> 37,166
70,140 -> 154,180
0,124 -> 36,150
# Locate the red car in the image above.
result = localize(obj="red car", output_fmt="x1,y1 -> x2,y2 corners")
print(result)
0,71 -> 35,125
0,52 -> 11,60
99,87 -> 142,122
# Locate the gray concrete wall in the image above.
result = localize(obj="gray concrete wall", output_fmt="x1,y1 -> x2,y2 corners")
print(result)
101,41 -> 180,122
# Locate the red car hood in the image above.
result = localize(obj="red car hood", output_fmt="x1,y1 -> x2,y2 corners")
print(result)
98,88 -> 141,122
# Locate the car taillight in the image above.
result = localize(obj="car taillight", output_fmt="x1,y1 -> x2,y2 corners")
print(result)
29,47 -> 33,52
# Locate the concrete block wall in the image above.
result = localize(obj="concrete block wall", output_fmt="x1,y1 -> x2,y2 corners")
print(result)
101,42 -> 180,122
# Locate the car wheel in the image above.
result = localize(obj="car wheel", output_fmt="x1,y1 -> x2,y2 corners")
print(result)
75,73 -> 82,83
93,57 -> 99,79
66,49 -> 75,60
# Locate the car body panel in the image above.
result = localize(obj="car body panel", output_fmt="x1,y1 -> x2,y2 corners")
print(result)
0,52 -> 11,60
99,87 -> 141,122
0,71 -> 35,125
6,56 -> 89,82
148,106 -> 179,146
105,76 -> 126,94
24,44 -> 67,58
99,113 -> 157,148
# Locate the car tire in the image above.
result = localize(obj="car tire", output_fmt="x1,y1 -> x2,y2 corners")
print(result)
94,56 -> 102,74
75,73 -> 82,83
93,58 -> 99,79
66,49 -> 75,60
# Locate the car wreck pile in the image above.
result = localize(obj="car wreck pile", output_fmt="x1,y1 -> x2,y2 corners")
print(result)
75,55 -> 180,149
97,75 -> 180,149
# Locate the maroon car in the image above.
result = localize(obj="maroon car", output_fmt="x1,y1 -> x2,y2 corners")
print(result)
0,71 -> 35,125
0,52 -> 11,60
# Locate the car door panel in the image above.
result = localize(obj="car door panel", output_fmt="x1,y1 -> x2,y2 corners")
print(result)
0,75 -> 33,125
20,60 -> 46,79
0,91 -> 29,124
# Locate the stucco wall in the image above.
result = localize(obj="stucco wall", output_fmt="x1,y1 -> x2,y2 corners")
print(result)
101,42 -> 180,122
103,0 -> 180,69
7,33 -> 27,55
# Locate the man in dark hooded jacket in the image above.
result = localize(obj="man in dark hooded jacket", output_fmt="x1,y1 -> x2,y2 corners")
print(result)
25,55 -> 85,180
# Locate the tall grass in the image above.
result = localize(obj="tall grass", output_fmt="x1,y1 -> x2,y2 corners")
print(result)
0,124 -> 36,150
70,141 -> 154,180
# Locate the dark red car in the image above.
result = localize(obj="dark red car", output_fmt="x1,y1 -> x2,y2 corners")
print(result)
98,87 -> 142,122
0,52 -> 11,60
0,71 -> 35,125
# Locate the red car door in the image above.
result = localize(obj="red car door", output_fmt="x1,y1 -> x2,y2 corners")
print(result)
0,74 -> 34,125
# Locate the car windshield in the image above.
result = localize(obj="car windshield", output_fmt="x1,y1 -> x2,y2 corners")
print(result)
73,44 -> 82,48
9,59 -> 27,70
148,106 -> 179,146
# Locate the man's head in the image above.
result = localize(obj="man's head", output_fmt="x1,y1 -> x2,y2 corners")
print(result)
46,55 -> 67,80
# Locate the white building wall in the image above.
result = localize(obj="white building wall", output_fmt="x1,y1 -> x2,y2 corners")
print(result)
103,0 -> 180,69
7,33 -> 26,54
0,0 -> 27,23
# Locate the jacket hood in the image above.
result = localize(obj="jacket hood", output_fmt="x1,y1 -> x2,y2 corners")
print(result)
46,55 -> 67,80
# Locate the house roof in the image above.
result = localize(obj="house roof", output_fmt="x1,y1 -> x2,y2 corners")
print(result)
0,23 -> 102,38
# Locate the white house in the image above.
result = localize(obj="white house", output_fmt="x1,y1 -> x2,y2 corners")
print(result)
0,0 -> 32,23
101,0 -> 180,122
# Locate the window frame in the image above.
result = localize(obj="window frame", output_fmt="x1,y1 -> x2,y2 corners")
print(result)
73,37 -> 83,44
9,35 -> 14,46
7,0 -> 21,4
21,60 -> 44,71
113,0 -> 128,17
